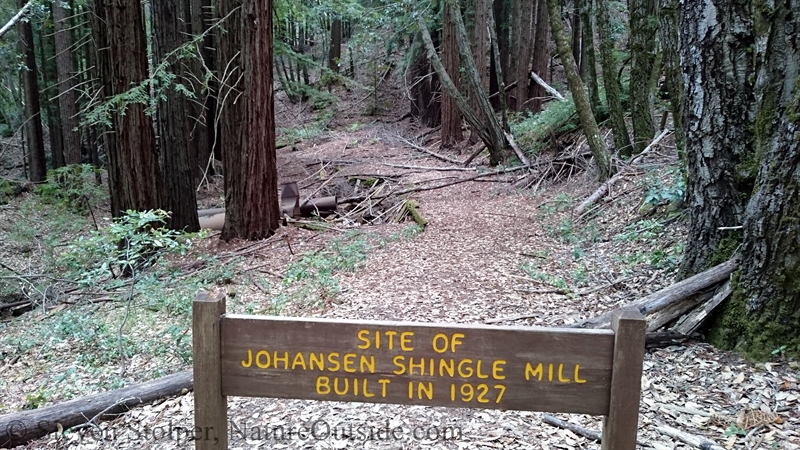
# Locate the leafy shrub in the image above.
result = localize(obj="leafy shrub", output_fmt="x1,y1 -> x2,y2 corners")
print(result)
35,164 -> 106,214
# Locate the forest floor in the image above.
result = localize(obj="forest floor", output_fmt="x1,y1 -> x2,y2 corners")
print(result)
1,90 -> 799,449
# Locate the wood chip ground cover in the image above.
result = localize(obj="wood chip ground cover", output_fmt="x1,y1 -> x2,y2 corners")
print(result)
0,124 -> 797,449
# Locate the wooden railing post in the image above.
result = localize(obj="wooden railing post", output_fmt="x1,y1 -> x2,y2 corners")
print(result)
193,291 -> 228,449
602,309 -> 646,450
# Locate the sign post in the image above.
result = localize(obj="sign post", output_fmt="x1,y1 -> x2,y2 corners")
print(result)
192,291 -> 645,449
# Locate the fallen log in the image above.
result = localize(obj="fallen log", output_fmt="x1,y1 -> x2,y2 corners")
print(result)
542,414 -> 601,442
0,370 -> 192,448
573,129 -> 670,219
572,256 -> 739,329
655,422 -> 725,450
646,291 -> 714,332
673,281 -> 732,335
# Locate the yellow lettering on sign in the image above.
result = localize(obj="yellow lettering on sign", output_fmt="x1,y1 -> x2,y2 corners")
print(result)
558,364 -> 570,382
274,351 -> 289,369
334,377 -> 349,395
291,352 -> 307,370
525,362 -> 543,381
357,330 -> 370,349
359,355 -> 375,373
392,355 -> 406,375
439,358 -> 455,377
316,376 -> 330,394
457,359 -> 474,378
343,353 -> 356,373
378,379 -> 390,397
256,350 -> 270,369
417,382 -> 433,400
408,357 -> 424,376
575,364 -> 586,383
492,360 -> 506,380
309,353 -> 324,371
241,349 -> 253,368
327,352 -> 341,372
475,360 -> 489,379
400,332 -> 414,351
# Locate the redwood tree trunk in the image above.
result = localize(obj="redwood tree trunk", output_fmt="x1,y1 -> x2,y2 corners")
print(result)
53,0 -> 81,165
93,0 -> 161,216
529,0 -> 549,113
18,0 -> 46,182
441,5 -> 463,147
221,0 -> 280,240
628,0 -> 657,155
678,0 -> 754,278
153,0 -> 200,231
511,0 -> 534,111
328,17 -> 341,73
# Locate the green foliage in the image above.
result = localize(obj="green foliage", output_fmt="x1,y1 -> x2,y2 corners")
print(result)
510,99 -> 579,151
22,388 -> 49,410
725,423 -> 747,437
643,168 -> 686,206
613,219 -> 664,242
57,210 -> 191,285
35,164 -> 106,214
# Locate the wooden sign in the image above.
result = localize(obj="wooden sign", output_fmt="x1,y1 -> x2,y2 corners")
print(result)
193,292 -> 645,450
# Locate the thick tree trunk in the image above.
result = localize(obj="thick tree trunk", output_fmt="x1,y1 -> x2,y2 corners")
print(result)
706,0 -> 800,359
94,0 -> 161,216
658,0 -> 685,158
52,0 -> 81,165
153,0 -> 200,232
596,0 -> 631,154
529,0 -> 549,113
628,0 -> 657,155
545,0 -> 611,180
221,0 -> 280,241
441,5 -> 463,147
39,18 -> 64,170
678,0 -> 754,278
511,0 -> 534,111
409,30 -> 442,128
17,0 -> 46,182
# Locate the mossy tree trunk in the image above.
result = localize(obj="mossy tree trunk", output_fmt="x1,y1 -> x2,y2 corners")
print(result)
545,0 -> 611,180
581,0 -> 600,115
678,0 -> 754,278
704,0 -> 800,359
657,0 -> 685,158
596,0 -> 631,154
628,0 -> 657,156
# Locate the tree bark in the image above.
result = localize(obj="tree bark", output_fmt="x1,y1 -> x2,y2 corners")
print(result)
408,30 -> 441,128
93,0 -> 161,216
188,0 -> 216,180
581,0 -> 600,115
17,0 -> 46,182
153,0 -> 200,232
328,17 -> 341,73
658,0 -> 685,158
545,0 -> 611,180
529,0 -> 549,113
596,0 -> 631,154
52,0 -> 81,165
628,0 -> 657,155
221,0 -> 280,241
678,0 -> 754,278
706,0 -> 800,359
511,0 -> 534,111
448,0 -> 508,164
441,5 -> 463,147
40,12 -> 64,170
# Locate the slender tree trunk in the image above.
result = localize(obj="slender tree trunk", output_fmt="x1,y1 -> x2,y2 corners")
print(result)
187,0 -> 214,181
441,5 -> 463,147
53,0 -> 81,165
18,0 -> 46,182
581,0 -> 600,115
511,0 -> 534,111
487,3 -> 508,130
93,0 -> 161,216
596,0 -> 631,154
571,0 -> 582,75
328,17 -> 341,73
658,0 -> 685,158
678,0 -> 754,278
546,0 -> 611,179
41,14 -> 64,170
221,0 -> 280,241
629,0 -> 658,155
448,0 -> 508,164
529,0 -> 549,113
153,0 -> 199,231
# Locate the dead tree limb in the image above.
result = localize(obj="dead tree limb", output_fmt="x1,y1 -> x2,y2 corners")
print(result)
542,415 -> 601,442
0,371 -> 192,447
573,128 -> 671,218
0,0 -> 32,39
530,72 -> 566,101
504,131 -> 530,167
673,281 -> 732,335
655,423 -> 725,450
572,256 -> 739,329
398,137 -> 462,164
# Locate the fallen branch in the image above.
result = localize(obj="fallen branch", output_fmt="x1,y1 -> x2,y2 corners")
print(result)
462,145 -> 486,166
398,137 -> 462,164
379,162 -> 475,172
530,72 -> 566,101
571,256 -> 739,329
339,165 -> 529,205
504,131 -> 530,167
573,129 -> 671,218
542,415 -> 601,442
0,371 -> 192,447
655,423 -> 725,450
673,281 -> 732,335
0,0 -> 32,39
